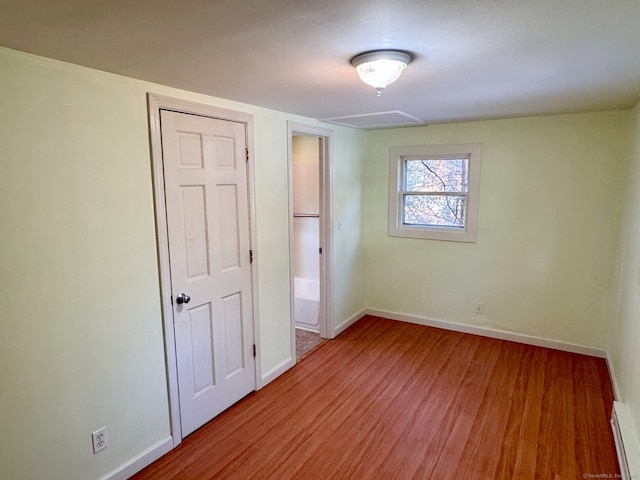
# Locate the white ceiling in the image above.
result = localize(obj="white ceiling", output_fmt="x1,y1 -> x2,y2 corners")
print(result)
2,0 -> 639,127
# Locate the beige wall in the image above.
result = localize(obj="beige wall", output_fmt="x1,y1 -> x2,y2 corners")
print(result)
610,101 -> 640,441
363,111 -> 630,347
0,47 -> 365,480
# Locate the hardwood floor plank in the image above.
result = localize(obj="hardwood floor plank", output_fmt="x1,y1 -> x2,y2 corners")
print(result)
495,346 -> 548,479
417,334 -> 498,478
459,340 -> 526,479
535,350 -> 578,479
131,316 -> 619,480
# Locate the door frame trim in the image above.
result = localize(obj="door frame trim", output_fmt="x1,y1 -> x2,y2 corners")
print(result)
147,93 -> 261,447
287,122 -> 334,355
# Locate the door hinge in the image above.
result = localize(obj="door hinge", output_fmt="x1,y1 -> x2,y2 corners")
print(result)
319,247 -> 323,254
246,148 -> 249,163
249,250 -> 253,264
253,344 -> 257,358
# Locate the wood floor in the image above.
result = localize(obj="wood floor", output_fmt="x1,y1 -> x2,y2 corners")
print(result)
132,315 -> 618,479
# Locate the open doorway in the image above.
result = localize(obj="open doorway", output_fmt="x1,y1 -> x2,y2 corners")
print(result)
287,123 -> 333,361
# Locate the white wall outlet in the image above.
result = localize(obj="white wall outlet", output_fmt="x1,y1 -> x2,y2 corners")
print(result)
474,302 -> 485,315
91,427 -> 107,454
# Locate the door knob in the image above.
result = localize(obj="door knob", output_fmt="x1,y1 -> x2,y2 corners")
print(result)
176,293 -> 191,305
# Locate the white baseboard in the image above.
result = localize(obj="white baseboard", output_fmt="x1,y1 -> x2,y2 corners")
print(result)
606,352 -> 623,401
98,436 -> 173,480
365,309 -> 607,358
333,309 -> 367,337
260,356 -> 295,388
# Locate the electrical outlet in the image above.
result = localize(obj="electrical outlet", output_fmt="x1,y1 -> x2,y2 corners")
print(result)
474,302 -> 485,315
92,427 -> 107,454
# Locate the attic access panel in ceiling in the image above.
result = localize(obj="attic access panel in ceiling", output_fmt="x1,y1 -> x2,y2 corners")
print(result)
321,110 -> 424,129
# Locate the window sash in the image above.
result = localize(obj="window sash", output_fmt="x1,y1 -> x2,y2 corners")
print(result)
401,192 -> 468,228
401,156 -> 470,194
400,191 -> 467,197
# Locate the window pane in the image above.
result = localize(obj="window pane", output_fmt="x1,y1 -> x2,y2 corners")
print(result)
403,194 -> 466,228
404,158 -> 468,193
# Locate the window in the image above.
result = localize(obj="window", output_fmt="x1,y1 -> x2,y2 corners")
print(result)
388,143 -> 481,242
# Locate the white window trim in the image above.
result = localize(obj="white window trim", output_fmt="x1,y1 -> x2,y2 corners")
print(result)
388,143 -> 481,242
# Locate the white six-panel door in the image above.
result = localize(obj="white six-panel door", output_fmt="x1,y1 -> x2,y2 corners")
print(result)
160,110 -> 255,437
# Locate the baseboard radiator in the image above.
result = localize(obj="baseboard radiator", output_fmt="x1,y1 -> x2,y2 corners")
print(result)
611,401 -> 640,478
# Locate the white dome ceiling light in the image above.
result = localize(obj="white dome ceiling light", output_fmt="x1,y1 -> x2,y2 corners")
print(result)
351,50 -> 412,96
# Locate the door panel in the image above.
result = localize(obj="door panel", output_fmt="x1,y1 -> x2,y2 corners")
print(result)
223,292 -> 244,376
181,185 -> 209,278
160,109 -> 255,437
177,132 -> 205,168
217,185 -> 240,269
188,302 -> 215,393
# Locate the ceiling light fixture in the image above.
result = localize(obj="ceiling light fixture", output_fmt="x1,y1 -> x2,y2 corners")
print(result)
351,50 -> 411,96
